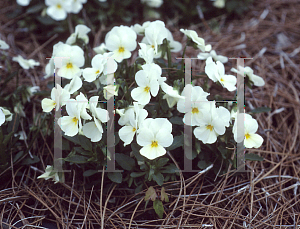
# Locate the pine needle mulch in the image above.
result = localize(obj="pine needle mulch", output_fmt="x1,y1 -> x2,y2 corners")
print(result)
1,0 -> 300,228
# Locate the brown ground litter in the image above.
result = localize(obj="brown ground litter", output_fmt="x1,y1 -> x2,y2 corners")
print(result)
0,0 -> 300,228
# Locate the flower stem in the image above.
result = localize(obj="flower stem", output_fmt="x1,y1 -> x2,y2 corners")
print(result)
181,45 -> 187,72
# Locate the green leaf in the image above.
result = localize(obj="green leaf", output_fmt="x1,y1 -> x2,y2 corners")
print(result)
156,158 -> 169,168
78,135 -> 93,151
21,155 -> 40,165
197,160 -> 209,169
145,186 -> 157,201
130,172 -> 146,178
152,172 -> 164,186
83,170 -> 98,177
13,151 -> 24,163
249,107 -> 271,114
7,113 -> 20,133
115,153 -> 135,171
64,155 -> 88,164
245,153 -> 264,161
185,149 -> 198,160
36,16 -> 56,25
153,199 -> 164,219
166,135 -> 183,151
26,4 -> 44,14
135,183 -> 144,194
74,147 -> 92,156
62,138 -> 70,151
161,164 -> 178,174
63,135 -> 80,145
169,116 -> 184,125
218,146 -> 228,159
107,172 -> 122,184
2,132 -> 14,146
131,142 -> 141,153
160,187 -> 169,202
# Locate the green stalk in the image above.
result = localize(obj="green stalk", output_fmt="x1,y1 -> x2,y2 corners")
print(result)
181,45 -> 187,72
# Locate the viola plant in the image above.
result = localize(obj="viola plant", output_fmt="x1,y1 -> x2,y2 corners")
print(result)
38,19 -> 267,203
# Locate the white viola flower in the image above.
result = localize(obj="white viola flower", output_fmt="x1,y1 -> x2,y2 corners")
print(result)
44,42 -> 65,79
233,113 -> 263,148
131,68 -> 160,105
0,109 -> 5,126
59,93 -> 91,137
12,55 -> 40,69
44,59 -> 54,79
24,86 -> 40,102
141,63 -> 165,82
117,104 -> 145,126
193,102 -> 230,144
142,20 -> 168,55
75,92 -> 92,120
197,50 -> 228,63
180,29 -> 211,52
16,0 -> 31,6
37,165 -> 65,184
105,25 -> 137,63
0,107 -> 13,126
83,52 -> 117,83
138,43 -> 154,64
212,0 -> 225,8
98,0 -> 106,1
45,0 -> 72,21
87,96 -> 109,123
103,85 -> 119,100
131,21 -> 151,35
14,131 -> 27,140
93,43 -> 107,54
177,84 -> 210,126
82,117 -> 104,142
0,39 -> 9,49
119,102 -> 148,146
41,84 -> 70,112
166,29 -> 182,53
137,118 -> 173,160
141,0 -> 163,8
231,66 -> 265,87
69,0 -> 87,14
58,99 -> 82,136
205,57 -> 236,91
83,96 -> 109,142
54,44 -> 85,79
28,86 -> 40,94
160,82 -> 185,108
64,76 -> 82,94
66,24 -> 90,45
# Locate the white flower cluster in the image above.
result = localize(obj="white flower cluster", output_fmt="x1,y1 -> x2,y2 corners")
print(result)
16,0 -> 87,21
41,21 -> 265,162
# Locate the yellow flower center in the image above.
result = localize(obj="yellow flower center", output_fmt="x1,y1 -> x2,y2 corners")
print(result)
151,141 -> 158,148
72,117 -> 78,124
191,107 -> 199,114
245,133 -> 251,139
144,86 -> 150,93
206,124 -> 213,131
95,70 -> 100,74
66,63 -> 73,69
151,45 -> 155,49
220,78 -> 224,82
57,4 -> 62,9
132,127 -> 136,132
118,47 -> 125,53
